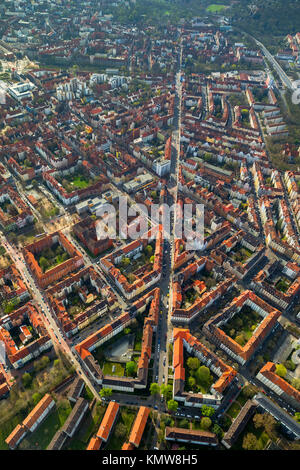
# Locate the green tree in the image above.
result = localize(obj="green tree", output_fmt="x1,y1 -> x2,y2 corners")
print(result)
291,378 -> 300,391
242,433 -> 260,450
122,257 -> 130,267
22,372 -> 32,388
283,360 -> 296,371
34,355 -> 50,372
39,256 -> 49,272
253,413 -> 277,439
161,384 -> 172,401
167,399 -> 178,412
242,385 -> 257,398
235,334 -> 245,346
180,418 -> 189,429
212,423 -> 223,438
276,364 -> 287,378
195,365 -> 212,386
188,376 -> 196,390
115,422 -> 127,438
201,405 -> 215,418
100,388 -> 112,398
126,361 -> 137,377
32,392 -> 42,406
186,357 -> 200,370
127,273 -> 136,284
150,383 -> 160,396
145,245 -> 153,256
200,417 -> 212,430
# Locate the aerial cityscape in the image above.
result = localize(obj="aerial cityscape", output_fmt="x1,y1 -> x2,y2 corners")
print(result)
0,0 -> 300,456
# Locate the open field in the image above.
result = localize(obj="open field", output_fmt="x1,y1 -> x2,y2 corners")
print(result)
206,4 -> 227,13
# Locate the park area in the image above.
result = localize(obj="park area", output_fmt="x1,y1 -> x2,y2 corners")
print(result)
37,197 -> 59,220
231,414 -> 274,450
36,242 -> 70,273
220,386 -> 276,450
221,305 -> 262,347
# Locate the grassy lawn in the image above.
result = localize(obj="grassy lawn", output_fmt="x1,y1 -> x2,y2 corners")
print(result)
236,392 -> 249,408
176,418 -> 190,429
106,409 -> 136,450
206,4 -> 227,13
102,361 -> 125,377
19,402 -> 72,450
227,401 -> 242,419
72,176 -> 91,190
133,330 -> 143,352
57,171 -> 95,194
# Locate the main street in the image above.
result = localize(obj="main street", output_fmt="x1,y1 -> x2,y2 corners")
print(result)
151,35 -> 183,418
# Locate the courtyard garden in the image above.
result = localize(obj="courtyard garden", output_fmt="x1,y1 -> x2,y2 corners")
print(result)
118,242 -> 156,284
0,199 -> 18,217
229,243 -> 253,263
0,353 -> 74,450
106,408 -> 136,450
64,401 -> 107,450
184,355 -> 215,394
65,282 -> 101,318
275,277 -> 291,293
36,242 -> 70,273
56,168 -> 98,194
221,305 -> 262,347
232,413 -> 277,450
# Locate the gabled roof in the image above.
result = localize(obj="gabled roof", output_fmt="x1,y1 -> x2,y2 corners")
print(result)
128,406 -> 150,447
97,401 -> 119,441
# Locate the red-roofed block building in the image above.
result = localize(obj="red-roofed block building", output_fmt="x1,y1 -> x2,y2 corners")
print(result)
257,362 -> 300,409
23,231 -> 84,289
172,329 -> 237,408
0,302 -> 52,369
203,290 -> 281,365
